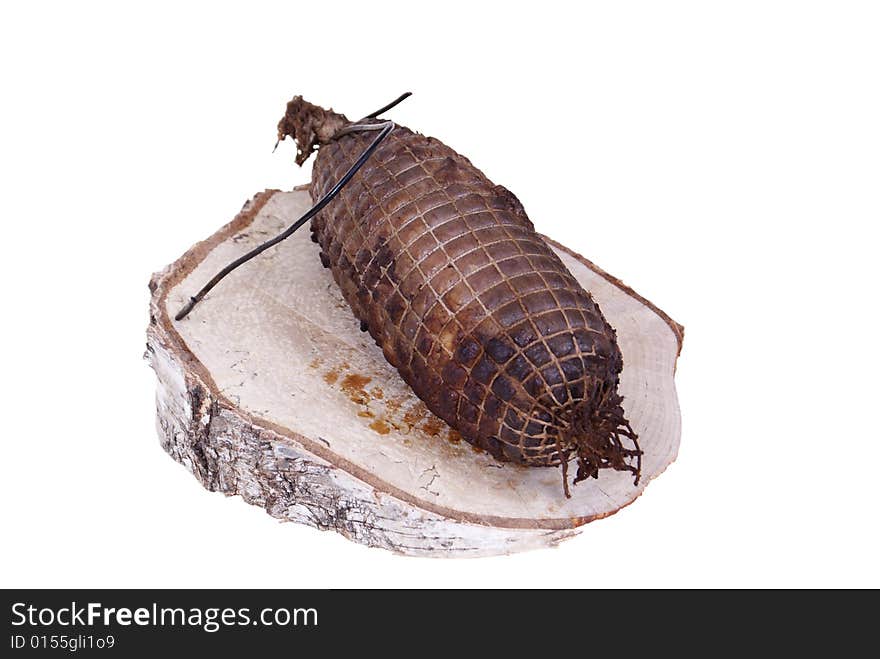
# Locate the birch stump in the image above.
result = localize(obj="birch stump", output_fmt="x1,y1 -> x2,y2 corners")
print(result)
146,189 -> 684,557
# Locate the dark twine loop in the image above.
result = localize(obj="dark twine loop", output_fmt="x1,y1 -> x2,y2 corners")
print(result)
174,94 -> 411,322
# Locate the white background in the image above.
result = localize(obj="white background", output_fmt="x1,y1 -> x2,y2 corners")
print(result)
1,1 -> 877,588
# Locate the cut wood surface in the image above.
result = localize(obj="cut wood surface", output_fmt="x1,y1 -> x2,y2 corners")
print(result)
146,189 -> 684,556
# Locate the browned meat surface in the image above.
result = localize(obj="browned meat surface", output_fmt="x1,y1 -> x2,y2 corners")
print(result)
278,97 -> 640,495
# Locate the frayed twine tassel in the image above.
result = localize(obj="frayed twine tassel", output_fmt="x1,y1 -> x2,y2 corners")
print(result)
556,380 -> 642,499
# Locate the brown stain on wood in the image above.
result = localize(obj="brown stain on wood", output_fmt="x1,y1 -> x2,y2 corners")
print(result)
321,365 -> 469,447
340,373 -> 372,405
340,372 -> 372,391
369,419 -> 392,435
420,417 -> 445,437
403,402 -> 430,428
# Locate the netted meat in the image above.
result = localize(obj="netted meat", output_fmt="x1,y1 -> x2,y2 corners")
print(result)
277,97 -> 641,496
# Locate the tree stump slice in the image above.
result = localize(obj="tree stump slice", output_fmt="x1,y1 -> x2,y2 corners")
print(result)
146,189 -> 684,557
